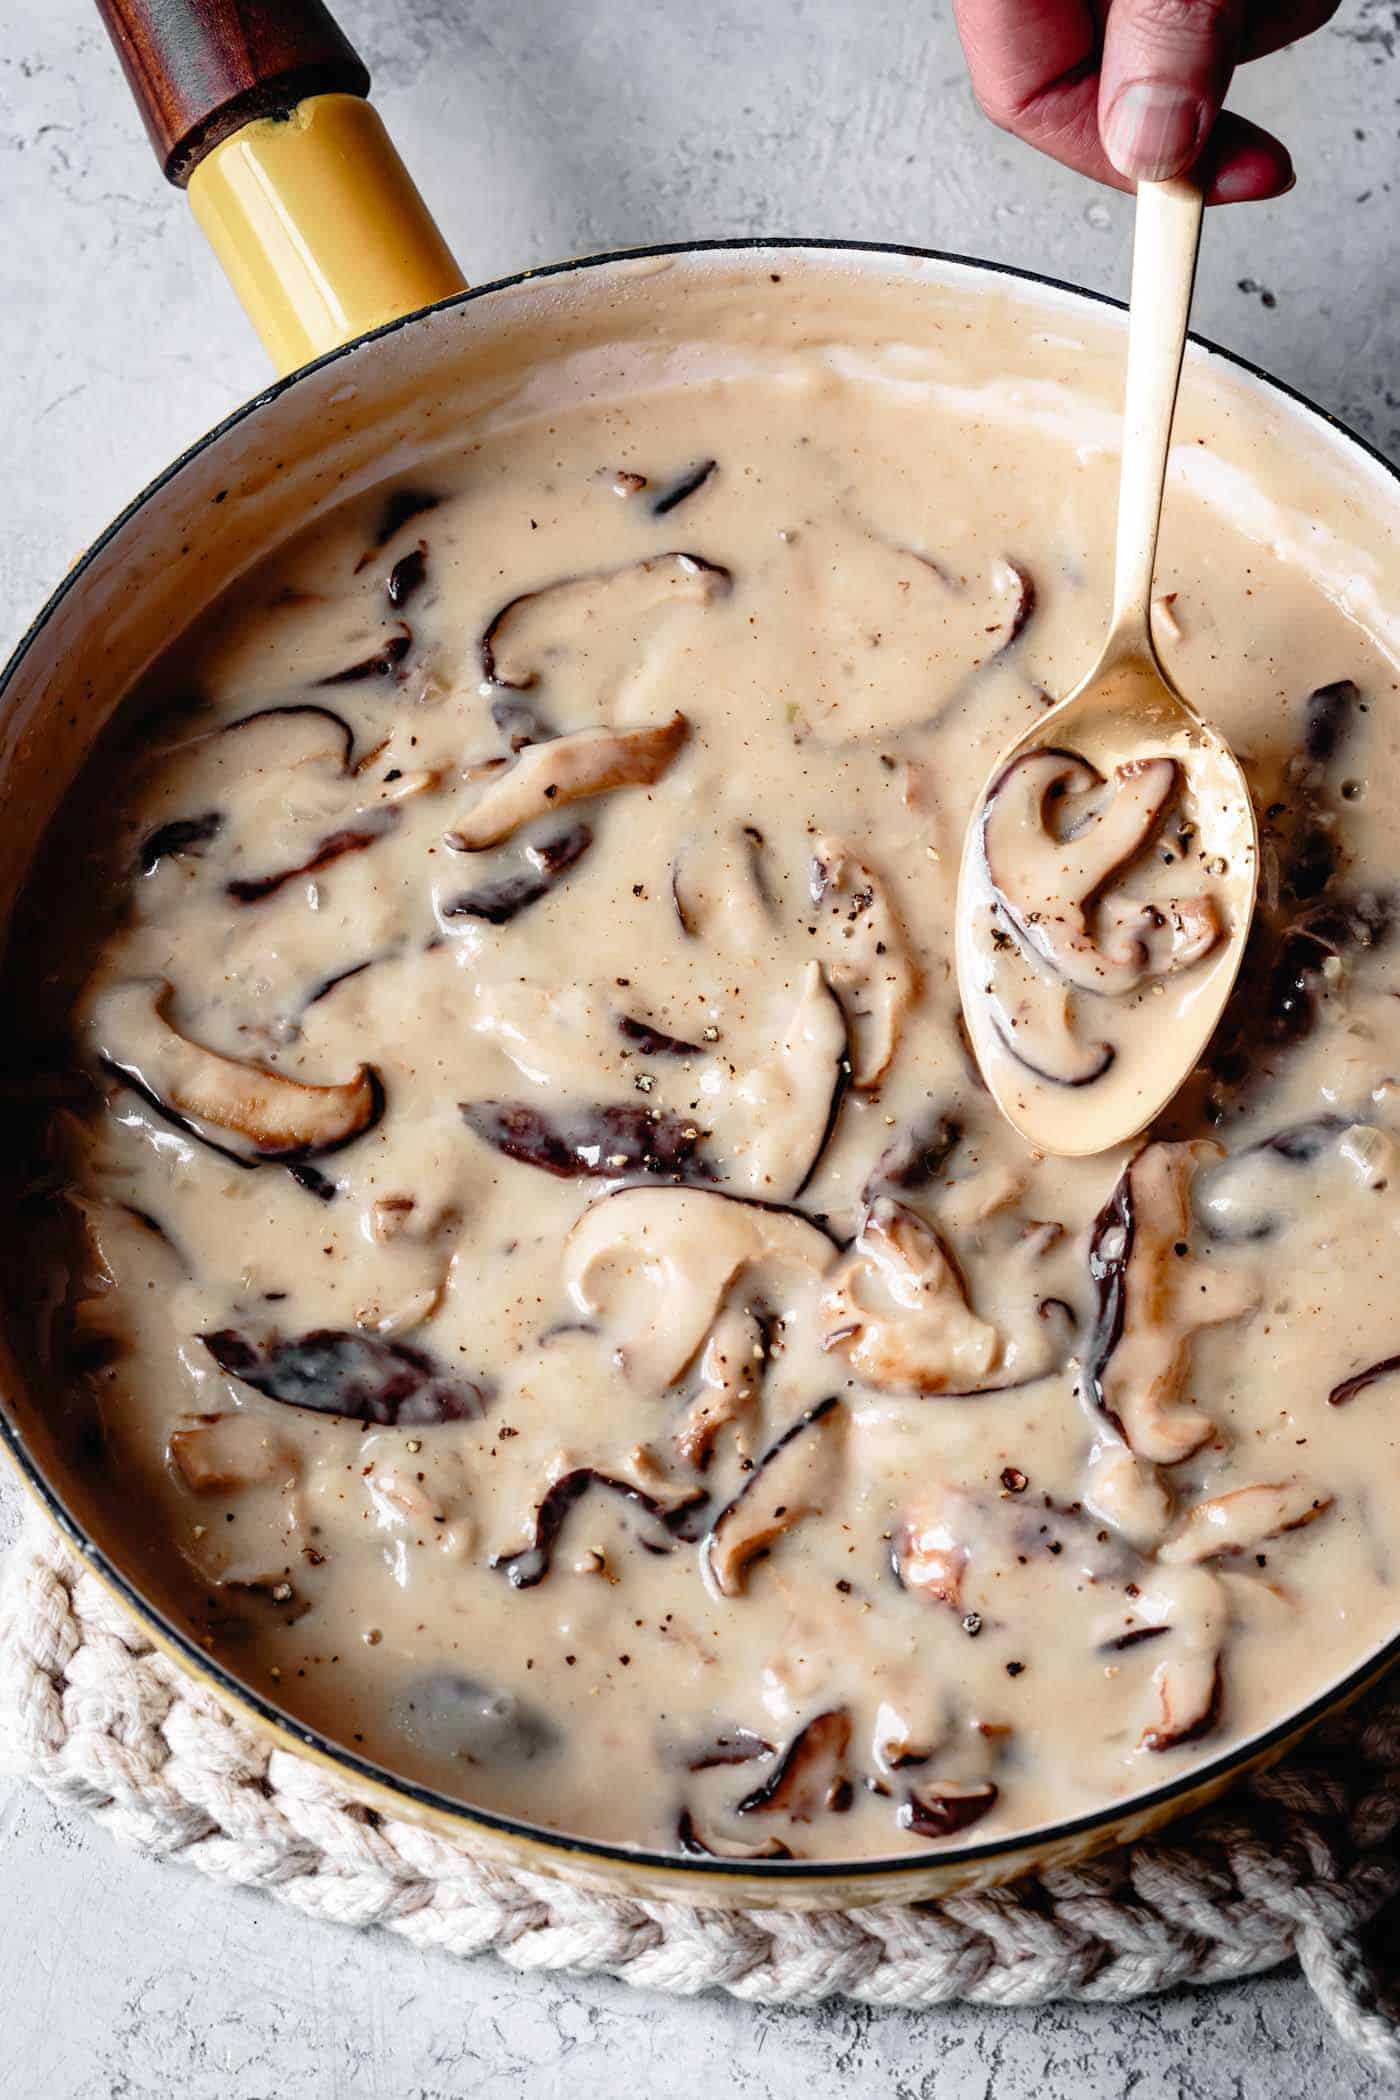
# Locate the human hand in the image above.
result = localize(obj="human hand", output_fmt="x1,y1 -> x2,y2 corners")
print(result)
952,0 -> 1338,203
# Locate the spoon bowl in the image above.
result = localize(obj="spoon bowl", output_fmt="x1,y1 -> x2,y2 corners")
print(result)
956,177 -> 1259,1158
956,642 -> 1258,1157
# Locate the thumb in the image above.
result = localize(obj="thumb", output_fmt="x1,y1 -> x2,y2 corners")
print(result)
1099,0 -> 1247,181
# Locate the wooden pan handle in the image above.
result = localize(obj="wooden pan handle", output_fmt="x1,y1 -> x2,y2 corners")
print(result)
95,0 -> 371,185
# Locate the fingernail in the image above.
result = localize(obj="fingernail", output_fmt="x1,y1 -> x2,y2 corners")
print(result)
1103,81 -> 1204,181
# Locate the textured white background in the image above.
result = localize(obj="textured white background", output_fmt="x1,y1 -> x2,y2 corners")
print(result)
1,0 -> 1398,2093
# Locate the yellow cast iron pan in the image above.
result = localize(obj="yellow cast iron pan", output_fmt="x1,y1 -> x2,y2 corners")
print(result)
0,0 -> 1395,1910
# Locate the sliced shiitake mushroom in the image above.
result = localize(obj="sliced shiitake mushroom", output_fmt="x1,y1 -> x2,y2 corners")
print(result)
1000,561 -> 1036,648
810,838 -> 917,1086
1144,1655 -> 1222,1752
1085,1140 -> 1256,1465
1304,678 -> 1360,764
1083,1439 -> 1174,1550
863,1111 -> 962,1200
441,822 -> 593,926
202,1327 -> 487,1426
480,552 -> 730,687
317,626 -> 412,685
981,747 -> 1221,995
93,979 -> 383,1166
1131,1567 -> 1226,1752
447,714 -> 689,851
491,1465 -> 707,1588
1193,1115 -> 1379,1246
138,811 -> 222,875
490,692 -> 557,752
370,486 -> 441,550
898,1781 -> 999,1840
651,460 -> 717,516
386,544 -> 427,610
135,706 -> 362,894
459,1099 -> 714,1182
891,1488 -> 972,1610
701,1395 -> 844,1597
221,702 -> 357,773
673,1299 -> 768,1469
819,1198 -> 1000,1396
671,823 -> 775,945
734,1707 -> 851,1817
871,1679 -> 948,1772
168,1412 -> 299,1495
676,1812 -> 792,1860
976,908 -> 1115,1087
564,1185 -> 838,1392
1159,1479 -> 1332,1563
726,963 -> 848,1200
227,805 -> 400,904
674,1724 -> 775,1771
1330,1353 -> 1400,1408
784,532 -> 1034,742
1267,895 -> 1390,1044
618,1014 -> 703,1058
1098,894 -> 1222,981
304,957 -> 379,1010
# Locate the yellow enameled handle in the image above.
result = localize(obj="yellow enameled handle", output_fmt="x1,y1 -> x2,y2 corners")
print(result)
189,94 -> 466,374
95,2 -> 467,375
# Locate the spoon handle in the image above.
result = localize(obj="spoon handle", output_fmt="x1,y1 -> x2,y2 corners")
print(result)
1108,175 -> 1205,661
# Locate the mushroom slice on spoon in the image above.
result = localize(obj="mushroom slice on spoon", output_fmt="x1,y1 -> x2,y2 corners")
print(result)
979,913 -> 1115,1089
92,978 -> 381,1164
981,748 -> 1207,996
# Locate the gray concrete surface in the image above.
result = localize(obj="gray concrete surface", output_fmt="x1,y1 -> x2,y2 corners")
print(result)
0,0 -> 1396,2093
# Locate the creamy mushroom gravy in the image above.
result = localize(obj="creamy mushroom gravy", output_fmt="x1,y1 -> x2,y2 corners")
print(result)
12,328 -> 1400,1861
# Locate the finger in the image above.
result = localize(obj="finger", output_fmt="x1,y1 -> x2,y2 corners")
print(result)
1238,0 -> 1341,62
1197,110 -> 1295,198
952,0 -> 1100,131
954,0 -> 1296,204
957,47 -> 1291,209
1099,0 -> 1248,181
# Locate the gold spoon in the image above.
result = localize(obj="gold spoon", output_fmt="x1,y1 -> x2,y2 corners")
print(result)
955,175 -> 1258,1158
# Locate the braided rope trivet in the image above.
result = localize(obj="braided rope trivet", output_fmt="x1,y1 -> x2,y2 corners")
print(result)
3,1512 -> 1399,2071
